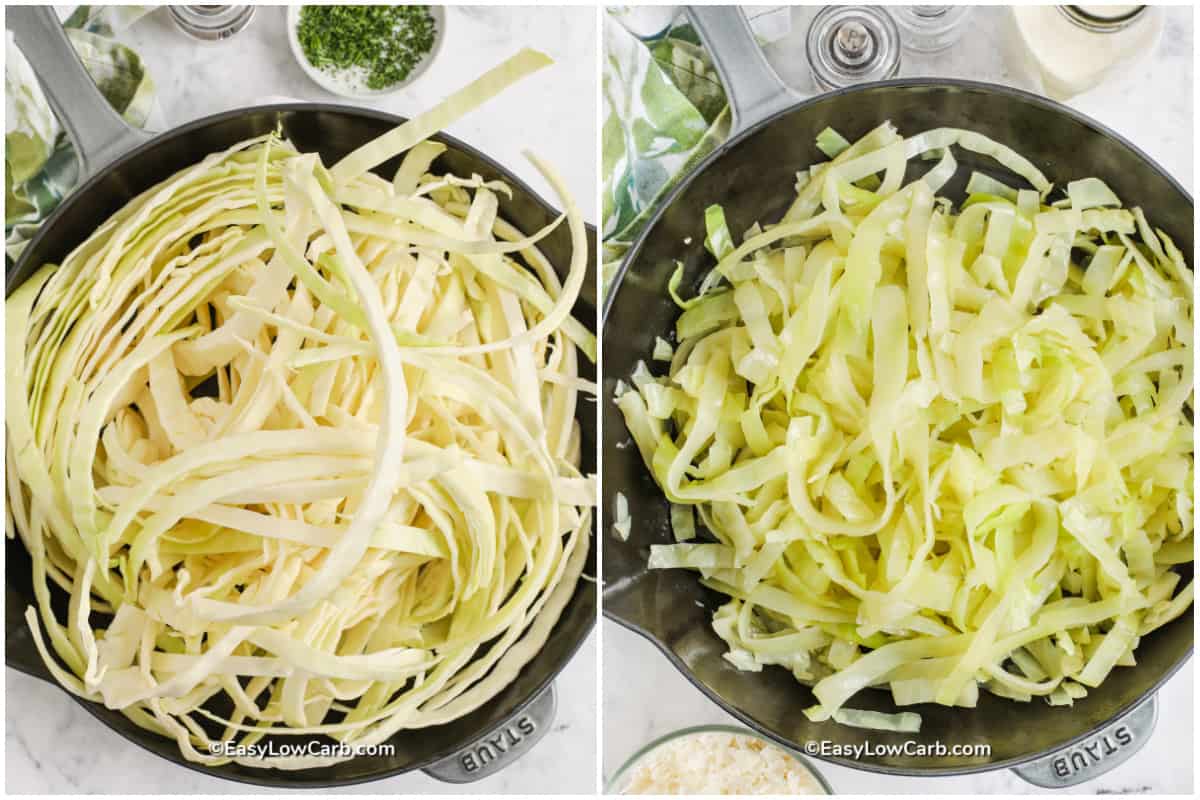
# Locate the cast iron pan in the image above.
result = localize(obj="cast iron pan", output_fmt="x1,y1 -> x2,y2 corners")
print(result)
5,7 -> 596,789
602,6 -> 1192,789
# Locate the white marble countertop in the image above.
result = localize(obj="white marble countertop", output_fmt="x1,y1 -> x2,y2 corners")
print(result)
603,5 -> 1193,796
764,5 -> 1193,189
5,5 -> 597,795
126,4 -> 599,223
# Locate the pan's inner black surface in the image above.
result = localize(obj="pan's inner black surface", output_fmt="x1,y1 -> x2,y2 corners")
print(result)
602,82 -> 1193,775
5,106 -> 598,788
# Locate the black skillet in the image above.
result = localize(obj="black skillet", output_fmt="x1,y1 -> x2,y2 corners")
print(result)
5,6 -> 596,789
602,6 -> 1192,789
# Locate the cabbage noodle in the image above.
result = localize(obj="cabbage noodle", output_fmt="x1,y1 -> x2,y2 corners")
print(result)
618,123 -> 1193,726
6,50 -> 595,769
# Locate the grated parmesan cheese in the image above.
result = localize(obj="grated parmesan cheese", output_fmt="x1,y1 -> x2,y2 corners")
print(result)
620,731 -> 825,795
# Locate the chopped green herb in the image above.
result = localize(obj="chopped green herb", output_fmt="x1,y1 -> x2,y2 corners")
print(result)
297,5 -> 437,90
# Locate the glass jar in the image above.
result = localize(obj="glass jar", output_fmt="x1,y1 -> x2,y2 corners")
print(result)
606,724 -> 833,795
168,5 -> 255,41
1006,5 -> 1164,100
892,6 -> 972,53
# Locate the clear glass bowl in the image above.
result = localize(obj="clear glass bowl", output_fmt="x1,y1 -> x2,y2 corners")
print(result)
606,724 -> 834,795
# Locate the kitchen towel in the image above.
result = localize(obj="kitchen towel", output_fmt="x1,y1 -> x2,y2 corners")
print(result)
6,5 -> 156,261
601,7 -> 791,294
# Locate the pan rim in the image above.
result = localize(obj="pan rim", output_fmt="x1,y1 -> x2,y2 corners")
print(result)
602,75 -> 1194,320
600,76 -> 1194,777
8,101 -> 597,290
5,102 -> 598,788
603,609 -> 1192,778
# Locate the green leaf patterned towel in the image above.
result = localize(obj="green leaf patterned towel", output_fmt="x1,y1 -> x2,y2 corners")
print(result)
601,7 -> 794,297
601,10 -> 730,293
5,5 -> 156,262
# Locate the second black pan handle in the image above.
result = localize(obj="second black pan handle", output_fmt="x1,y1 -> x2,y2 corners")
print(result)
6,5 -> 152,180
685,6 -> 799,138
1012,694 -> 1159,788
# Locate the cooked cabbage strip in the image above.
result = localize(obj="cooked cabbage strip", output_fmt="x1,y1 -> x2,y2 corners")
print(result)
621,124 -> 1192,727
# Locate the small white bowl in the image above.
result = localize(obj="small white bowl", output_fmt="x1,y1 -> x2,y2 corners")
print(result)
286,5 -> 445,99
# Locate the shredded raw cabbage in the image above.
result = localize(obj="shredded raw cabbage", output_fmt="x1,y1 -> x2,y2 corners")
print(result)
618,123 -> 1193,727
6,50 -> 595,769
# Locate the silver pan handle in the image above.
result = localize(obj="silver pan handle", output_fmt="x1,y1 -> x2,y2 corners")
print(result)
685,6 -> 799,138
1012,693 -> 1158,789
421,684 -> 557,783
6,5 -> 152,181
